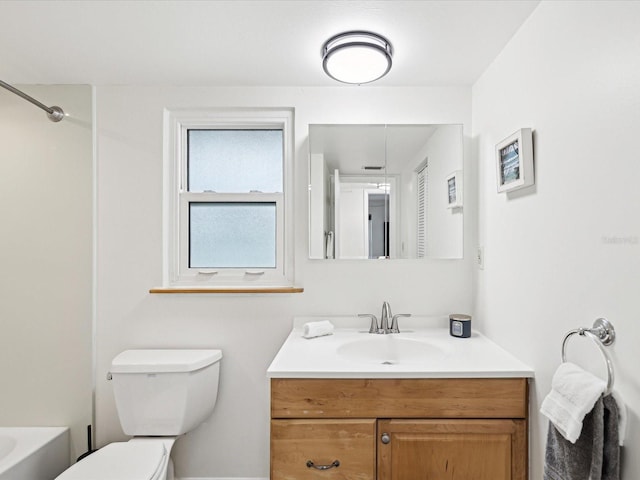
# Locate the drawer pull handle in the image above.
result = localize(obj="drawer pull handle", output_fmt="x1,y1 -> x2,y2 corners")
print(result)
306,460 -> 340,470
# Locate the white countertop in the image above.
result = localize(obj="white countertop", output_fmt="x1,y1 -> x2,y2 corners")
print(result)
267,317 -> 534,379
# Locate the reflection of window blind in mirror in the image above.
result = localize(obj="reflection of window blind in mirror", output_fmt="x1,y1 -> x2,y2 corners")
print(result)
416,163 -> 428,258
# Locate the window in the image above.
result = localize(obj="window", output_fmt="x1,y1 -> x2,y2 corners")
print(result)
164,108 -> 294,287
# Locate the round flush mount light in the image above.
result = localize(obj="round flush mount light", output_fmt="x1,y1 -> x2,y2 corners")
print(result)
322,31 -> 393,85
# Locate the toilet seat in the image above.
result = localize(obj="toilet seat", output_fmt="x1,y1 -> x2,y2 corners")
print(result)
56,441 -> 168,480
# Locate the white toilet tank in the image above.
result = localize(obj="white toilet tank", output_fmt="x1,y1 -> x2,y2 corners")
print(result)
110,349 -> 222,436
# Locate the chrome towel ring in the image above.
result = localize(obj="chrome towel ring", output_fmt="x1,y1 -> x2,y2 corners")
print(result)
561,318 -> 616,395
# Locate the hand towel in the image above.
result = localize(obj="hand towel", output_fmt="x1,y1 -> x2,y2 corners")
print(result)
544,394 -> 620,480
302,320 -> 334,339
612,389 -> 627,446
540,362 -> 606,443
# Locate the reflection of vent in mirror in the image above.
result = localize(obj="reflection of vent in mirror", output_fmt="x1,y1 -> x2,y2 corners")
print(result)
308,124 -> 464,260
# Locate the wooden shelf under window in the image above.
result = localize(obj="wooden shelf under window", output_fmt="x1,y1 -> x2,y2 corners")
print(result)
149,286 -> 304,294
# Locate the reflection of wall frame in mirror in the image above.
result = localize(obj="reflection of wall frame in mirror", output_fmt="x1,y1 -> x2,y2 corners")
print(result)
446,170 -> 463,208
495,128 -> 534,193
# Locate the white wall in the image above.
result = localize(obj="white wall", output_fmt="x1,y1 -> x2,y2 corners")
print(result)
0,85 -> 93,461
424,125 -> 464,258
94,86 -> 473,478
472,1 -> 640,478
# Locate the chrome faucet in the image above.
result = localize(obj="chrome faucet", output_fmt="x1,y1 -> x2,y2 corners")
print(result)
380,301 -> 392,334
359,302 -> 412,334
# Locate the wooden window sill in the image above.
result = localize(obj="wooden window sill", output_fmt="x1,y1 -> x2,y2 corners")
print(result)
149,286 -> 304,294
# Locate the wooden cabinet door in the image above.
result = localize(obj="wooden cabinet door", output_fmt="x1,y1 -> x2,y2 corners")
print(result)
377,419 -> 527,480
271,419 -> 376,480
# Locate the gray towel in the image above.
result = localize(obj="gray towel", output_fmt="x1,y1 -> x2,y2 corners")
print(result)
544,394 -> 620,480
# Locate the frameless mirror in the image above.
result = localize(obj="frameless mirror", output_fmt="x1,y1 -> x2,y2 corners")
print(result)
308,124 -> 463,260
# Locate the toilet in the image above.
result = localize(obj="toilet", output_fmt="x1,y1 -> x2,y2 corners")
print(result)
56,349 -> 223,480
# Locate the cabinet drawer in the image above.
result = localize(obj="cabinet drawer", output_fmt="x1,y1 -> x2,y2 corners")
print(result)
271,419 -> 376,480
272,378 -> 528,419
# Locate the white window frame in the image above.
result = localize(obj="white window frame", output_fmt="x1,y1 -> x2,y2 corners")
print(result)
163,108 -> 294,287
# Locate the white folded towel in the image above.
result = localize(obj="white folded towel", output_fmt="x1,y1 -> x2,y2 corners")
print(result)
302,320 -> 334,339
540,362 -> 606,443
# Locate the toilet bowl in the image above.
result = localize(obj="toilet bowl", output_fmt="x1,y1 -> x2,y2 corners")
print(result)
56,349 -> 222,480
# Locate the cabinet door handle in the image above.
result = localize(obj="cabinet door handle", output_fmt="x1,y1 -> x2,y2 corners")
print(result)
306,460 -> 340,470
381,433 -> 391,444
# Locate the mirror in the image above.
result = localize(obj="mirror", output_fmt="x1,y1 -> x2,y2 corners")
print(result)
308,124 -> 463,259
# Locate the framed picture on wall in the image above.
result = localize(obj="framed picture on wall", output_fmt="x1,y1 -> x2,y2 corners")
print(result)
446,170 -> 463,208
495,128 -> 534,193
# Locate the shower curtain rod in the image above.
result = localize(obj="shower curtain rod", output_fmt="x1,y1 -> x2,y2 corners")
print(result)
0,79 -> 65,122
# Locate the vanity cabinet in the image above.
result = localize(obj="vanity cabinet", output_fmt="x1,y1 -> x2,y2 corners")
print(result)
270,378 -> 528,480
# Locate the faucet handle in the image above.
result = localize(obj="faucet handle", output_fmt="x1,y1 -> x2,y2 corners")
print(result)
358,314 -> 379,334
390,314 -> 411,334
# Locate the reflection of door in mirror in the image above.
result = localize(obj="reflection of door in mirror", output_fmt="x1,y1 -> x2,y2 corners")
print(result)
333,176 -> 394,259
368,193 -> 389,259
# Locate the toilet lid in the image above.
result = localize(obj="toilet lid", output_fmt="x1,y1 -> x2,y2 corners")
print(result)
56,442 -> 167,480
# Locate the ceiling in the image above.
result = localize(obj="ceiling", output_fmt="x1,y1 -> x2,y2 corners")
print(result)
0,0 -> 539,87
310,124 -> 442,175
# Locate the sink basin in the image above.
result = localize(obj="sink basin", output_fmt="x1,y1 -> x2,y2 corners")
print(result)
336,335 -> 445,365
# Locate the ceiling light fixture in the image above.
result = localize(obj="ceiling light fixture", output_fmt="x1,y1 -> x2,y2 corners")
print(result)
322,31 -> 393,85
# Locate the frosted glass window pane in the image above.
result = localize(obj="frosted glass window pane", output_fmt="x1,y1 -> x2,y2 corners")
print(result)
188,130 -> 283,193
190,203 -> 276,268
